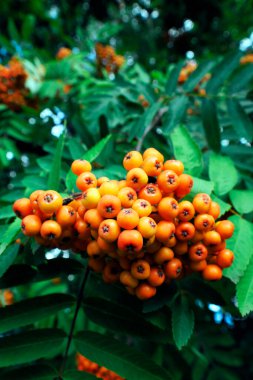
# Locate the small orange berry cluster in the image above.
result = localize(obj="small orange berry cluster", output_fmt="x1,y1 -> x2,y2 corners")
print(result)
138,94 -> 150,108
56,47 -> 72,60
13,147 -> 235,300
240,53 -> 253,64
0,57 -> 29,110
0,289 -> 14,307
95,43 -> 125,74
76,353 -> 124,380
178,61 -> 210,97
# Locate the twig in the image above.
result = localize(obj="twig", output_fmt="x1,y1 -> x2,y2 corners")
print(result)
136,106 -> 168,152
58,265 -> 90,379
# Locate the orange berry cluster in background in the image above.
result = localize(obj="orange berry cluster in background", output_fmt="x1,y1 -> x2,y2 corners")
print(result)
138,94 -> 150,108
95,43 -> 125,74
0,57 -> 29,110
56,47 -> 72,60
0,289 -> 14,307
13,147 -> 235,300
178,61 -> 210,97
76,353 -> 124,380
240,53 -> 253,64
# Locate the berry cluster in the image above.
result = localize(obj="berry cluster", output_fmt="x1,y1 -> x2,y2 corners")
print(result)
0,289 -> 14,307
13,147 -> 235,300
95,43 -> 125,74
76,353 -> 123,380
178,61 -> 210,97
0,57 -> 29,110
240,54 -> 253,64
56,47 -> 72,60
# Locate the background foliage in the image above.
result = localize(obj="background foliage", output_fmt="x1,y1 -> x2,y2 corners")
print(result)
0,1 -> 253,379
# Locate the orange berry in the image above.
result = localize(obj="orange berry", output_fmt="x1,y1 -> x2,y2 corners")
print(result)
164,258 -> 183,279
208,201 -> 220,219
135,282 -> 157,300
157,170 -> 179,194
173,241 -> 188,255
126,168 -> 148,191
56,206 -> 76,226
163,160 -> 184,175
148,267 -> 165,286
157,197 -> 179,220
216,249 -> 234,268
13,198 -> 33,218
215,220 -> 234,240
71,159 -> 92,175
87,240 -> 102,257
103,262 -> 121,283
189,243 -> 208,261
142,156 -> 163,176
98,219 -> 121,242
192,193 -> 211,214
117,208 -> 139,230
21,215 -> 42,236
137,216 -> 157,238
76,172 -> 97,191
40,220 -> 62,240
118,187 -> 137,208
120,271 -> 139,288
139,184 -> 162,205
82,188 -> 101,209
88,257 -> 105,272
97,236 -> 116,252
194,214 -> 215,232
131,259 -> 151,280
97,176 -> 110,187
29,190 -> 45,210
123,151 -> 143,170
38,190 -> 63,214
99,180 -> 119,196
202,230 -> 221,246
190,259 -> 207,272
155,220 -> 175,244
97,195 -> 121,218
74,219 -> 90,240
154,246 -> 174,264
174,174 -> 193,199
143,148 -> 164,162
178,200 -> 195,222
132,199 -> 152,217
117,230 -> 143,254
84,209 -> 104,229
202,264 -> 222,280
175,222 -> 195,241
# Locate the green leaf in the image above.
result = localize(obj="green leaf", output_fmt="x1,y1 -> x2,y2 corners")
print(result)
183,61 -> 214,92
163,96 -> 189,133
211,195 -> 231,217
66,135 -> 112,191
229,189 -> 253,214
64,370 -> 98,379
170,124 -> 203,176
0,293 -> 75,333
201,98 -> 221,152
229,64 -> 253,93
171,294 -> 195,350
165,62 -> 184,95
206,51 -> 242,94
208,152 -> 238,196
83,297 -> 169,343
68,138 -> 87,160
0,218 -> 20,255
191,177 -> 214,196
1,365 -> 57,380
47,130 -> 66,190
227,98 -> 253,142
0,205 -> 14,220
0,329 -> 66,367
75,331 -> 171,380
236,254 -> 253,316
0,244 -> 19,278
223,215 -> 253,283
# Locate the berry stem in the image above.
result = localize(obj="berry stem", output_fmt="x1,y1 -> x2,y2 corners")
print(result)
58,265 -> 90,379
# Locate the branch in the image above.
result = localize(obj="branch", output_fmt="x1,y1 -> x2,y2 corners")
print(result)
136,106 -> 168,152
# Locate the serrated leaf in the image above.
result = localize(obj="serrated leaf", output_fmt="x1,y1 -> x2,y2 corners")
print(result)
0,218 -> 20,255
165,62 -> 184,95
163,96 -> 189,133
170,124 -> 203,176
83,297 -> 168,343
211,195 -> 231,217
223,215 -> 253,283
183,61 -> 214,92
75,331 -> 171,380
191,177 -> 214,195
206,51 -> 242,94
0,293 -> 75,333
0,329 -> 66,367
201,98 -> 221,152
1,365 -> 57,380
65,135 -> 112,191
209,152 -> 238,196
0,244 -> 19,278
229,189 -> 253,214
236,254 -> 253,316
47,129 -> 66,190
227,98 -> 253,142
171,294 -> 195,350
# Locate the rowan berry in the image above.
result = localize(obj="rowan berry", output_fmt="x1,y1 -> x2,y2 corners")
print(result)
173,241 -> 188,255
29,190 -> 45,210
194,214 -> 215,232
38,190 -> 63,214
40,220 -> 62,240
143,148 -> 164,162
103,262 -> 121,283
139,183 -> 162,205
154,246 -> 174,264
178,200 -> 195,222
97,176 -> 110,187
208,201 -> 220,219
163,160 -> 184,175
120,271 -> 139,288
56,206 -> 76,226
175,222 -> 195,241
202,264 -> 222,280
157,197 -> 179,220
135,282 -> 157,300
164,258 -> 183,279
189,243 -> 208,261
215,220 -> 234,240
123,151 -> 143,170
126,168 -> 148,190
190,259 -> 207,272
74,219 -> 90,240
88,257 -> 105,273
216,249 -> 234,268
142,156 -> 163,176
157,170 -> 179,193
97,195 -> 121,218
174,174 -> 193,199
192,193 -> 211,214
117,187 -> 137,208
87,240 -> 102,257
97,236 -> 116,252
202,230 -> 221,246
82,188 -> 101,209
98,219 -> 121,242
132,199 -> 152,217
76,172 -> 97,191
137,216 -> 157,238
71,159 -> 92,175
155,220 -> 175,243
21,215 -> 42,236
13,198 -> 33,218
117,230 -> 143,254
99,180 -> 119,196
83,209 -> 103,230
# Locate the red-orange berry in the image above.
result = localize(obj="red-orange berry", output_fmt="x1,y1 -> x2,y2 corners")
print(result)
56,206 -> 76,226
98,219 -> 121,242
178,200 -> 195,222
163,160 -> 184,175
71,159 -> 92,175
13,198 -> 33,218
215,220 -> 234,240
38,190 -> 63,214
21,215 -> 42,236
158,197 -> 179,220
189,243 -> 208,261
97,195 -> 121,218
131,259 -> 151,280
157,170 -> 179,194
117,208 -> 139,230
192,193 -> 211,214
216,249 -> 234,268
148,267 -> 165,286
164,258 -> 183,279
123,151 -> 143,170
137,216 -> 157,238
126,168 -> 148,190
117,230 -> 143,254
175,222 -> 195,241
76,172 -> 97,191
202,264 -> 222,280
139,184 -> 162,205
142,156 -> 163,176
135,282 -> 157,300
40,220 -> 62,240
132,199 -> 152,217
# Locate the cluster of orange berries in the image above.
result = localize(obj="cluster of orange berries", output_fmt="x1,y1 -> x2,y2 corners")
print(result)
0,57 -> 29,110
56,47 -> 72,60
13,147 -> 235,300
178,61 -> 210,97
138,94 -> 150,108
240,53 -> 253,64
76,353 -> 123,380
0,289 -> 14,307
95,43 -> 125,74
